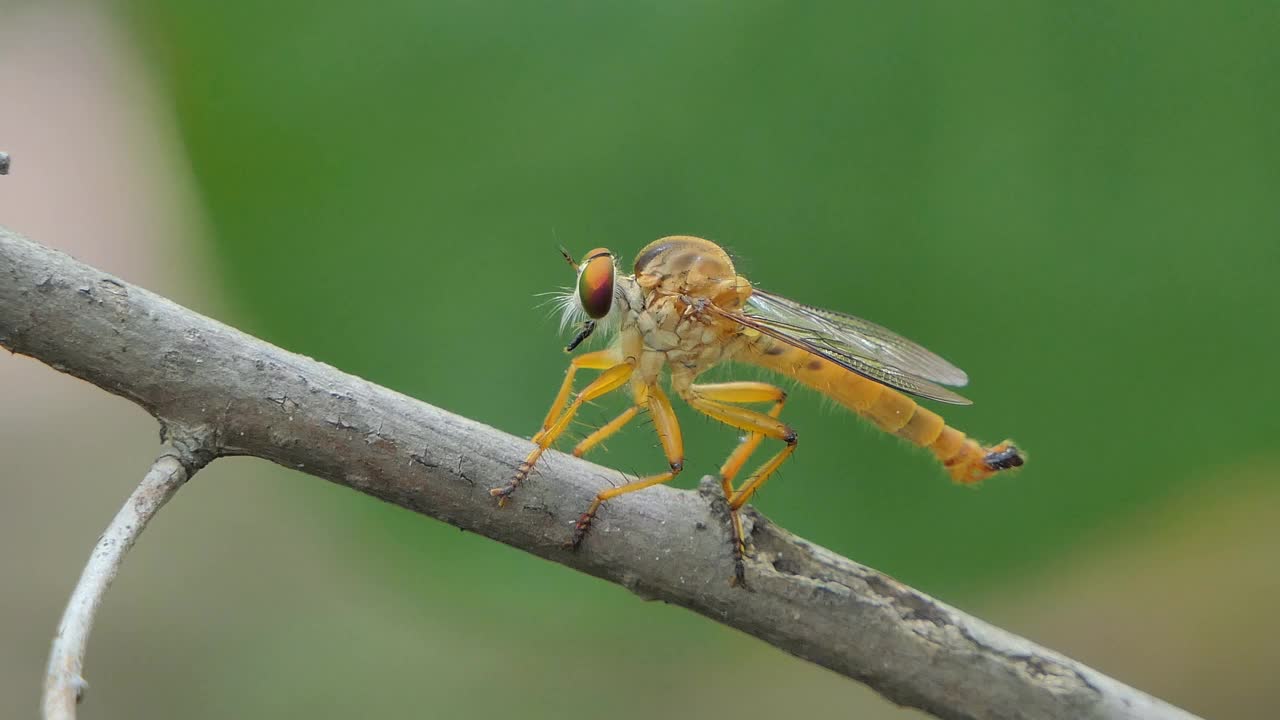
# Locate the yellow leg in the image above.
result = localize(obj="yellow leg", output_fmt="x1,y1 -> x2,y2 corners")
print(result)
571,405 -> 641,458
538,349 -> 618,437
685,382 -> 794,586
571,384 -> 685,548
693,382 -> 790,492
490,356 -> 633,505
729,443 -> 797,509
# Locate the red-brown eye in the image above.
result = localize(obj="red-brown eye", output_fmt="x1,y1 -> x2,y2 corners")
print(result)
576,248 -> 615,319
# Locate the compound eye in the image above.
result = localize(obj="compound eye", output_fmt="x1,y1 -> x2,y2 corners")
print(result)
576,248 -> 615,319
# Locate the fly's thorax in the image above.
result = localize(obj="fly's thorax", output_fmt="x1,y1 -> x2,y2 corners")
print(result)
619,237 -> 755,381
629,293 -> 681,352
627,292 -> 744,377
669,313 -> 748,376
633,236 -> 752,309
636,348 -> 666,386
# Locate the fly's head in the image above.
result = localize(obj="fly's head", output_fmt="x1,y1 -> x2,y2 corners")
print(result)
550,247 -> 619,352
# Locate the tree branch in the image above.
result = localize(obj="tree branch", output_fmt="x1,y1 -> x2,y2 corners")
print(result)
42,444 -> 210,720
0,225 -> 1201,720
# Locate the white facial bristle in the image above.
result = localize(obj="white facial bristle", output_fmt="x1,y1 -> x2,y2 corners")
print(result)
536,286 -> 586,334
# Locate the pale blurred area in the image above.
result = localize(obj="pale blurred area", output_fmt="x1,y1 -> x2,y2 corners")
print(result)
1,4 -> 1277,719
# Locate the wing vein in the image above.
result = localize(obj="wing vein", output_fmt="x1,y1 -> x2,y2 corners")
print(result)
748,288 -> 970,387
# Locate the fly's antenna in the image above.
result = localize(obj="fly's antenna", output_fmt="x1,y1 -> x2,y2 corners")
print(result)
559,246 -> 579,270
551,227 -> 572,266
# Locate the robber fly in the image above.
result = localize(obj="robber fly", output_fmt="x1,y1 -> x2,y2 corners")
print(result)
491,236 -> 1023,585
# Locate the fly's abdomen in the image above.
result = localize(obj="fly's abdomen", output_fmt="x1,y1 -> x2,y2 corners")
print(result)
746,339 -> 1021,484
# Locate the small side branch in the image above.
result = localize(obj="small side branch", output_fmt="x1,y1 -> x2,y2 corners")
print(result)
41,448 -> 204,720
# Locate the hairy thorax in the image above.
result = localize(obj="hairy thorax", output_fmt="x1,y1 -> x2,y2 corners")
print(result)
615,236 -> 755,393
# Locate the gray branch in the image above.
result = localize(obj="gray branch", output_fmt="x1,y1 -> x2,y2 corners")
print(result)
0,225 -> 1200,720
42,446 -> 209,720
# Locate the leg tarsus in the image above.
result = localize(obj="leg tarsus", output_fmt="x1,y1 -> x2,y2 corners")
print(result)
489,451 -> 545,505
568,504 -> 600,550
728,510 -> 750,589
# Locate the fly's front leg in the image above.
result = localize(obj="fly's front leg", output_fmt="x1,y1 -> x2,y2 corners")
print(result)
684,382 -> 794,586
537,349 -> 618,439
490,350 -> 629,505
570,384 -> 684,549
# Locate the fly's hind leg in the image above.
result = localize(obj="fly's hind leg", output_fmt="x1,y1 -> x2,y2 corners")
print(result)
684,382 -> 793,586
571,384 -> 685,549
490,350 -> 631,505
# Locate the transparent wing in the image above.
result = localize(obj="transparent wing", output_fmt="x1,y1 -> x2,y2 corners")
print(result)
703,290 -> 972,406
747,288 -> 969,387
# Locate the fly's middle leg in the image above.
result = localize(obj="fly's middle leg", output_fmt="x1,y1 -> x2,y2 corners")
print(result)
570,383 -> 685,548
571,405 -> 641,458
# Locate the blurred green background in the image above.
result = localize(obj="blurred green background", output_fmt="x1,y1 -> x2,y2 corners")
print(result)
3,1 -> 1278,718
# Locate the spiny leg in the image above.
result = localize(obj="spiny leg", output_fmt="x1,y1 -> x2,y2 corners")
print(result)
696,382 -> 790,490
571,405 -> 641,458
684,383 -> 795,585
538,349 -> 618,436
571,384 -> 685,548
490,352 -> 631,505
728,442 -> 797,510
691,382 -> 787,580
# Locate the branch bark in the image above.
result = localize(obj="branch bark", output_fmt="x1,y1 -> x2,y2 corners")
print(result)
0,225 -> 1201,720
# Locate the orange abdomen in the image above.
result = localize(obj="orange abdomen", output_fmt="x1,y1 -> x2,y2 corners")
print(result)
745,340 -> 1020,484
